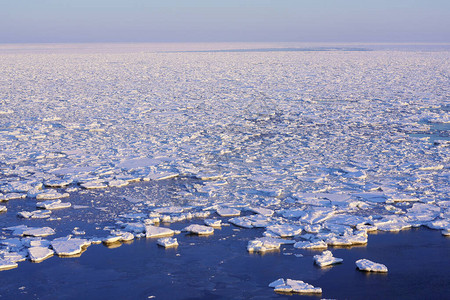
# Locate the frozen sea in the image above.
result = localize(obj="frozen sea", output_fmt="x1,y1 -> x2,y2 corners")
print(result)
0,43 -> 449,299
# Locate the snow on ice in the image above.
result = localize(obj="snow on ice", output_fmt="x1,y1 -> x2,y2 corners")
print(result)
0,44 -> 448,276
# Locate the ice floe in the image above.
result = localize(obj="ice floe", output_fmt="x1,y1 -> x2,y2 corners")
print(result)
293,240 -> 328,250
265,224 -> 302,237
36,199 -> 71,210
247,237 -> 295,253
269,278 -> 322,294
313,251 -> 343,267
216,207 -> 240,217
157,237 -> 178,248
183,224 -> 214,235
355,259 -> 388,272
0,260 -> 18,271
35,191 -> 70,200
28,247 -> 54,263
23,227 -> 56,237
145,225 -> 174,238
51,237 -> 91,256
204,219 -> 222,227
17,210 -> 52,219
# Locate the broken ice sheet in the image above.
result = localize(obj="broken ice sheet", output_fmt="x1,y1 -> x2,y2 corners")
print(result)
216,207 -> 240,217
355,259 -> 388,273
145,225 -> 174,238
265,224 -> 302,237
293,240 -> 327,250
36,199 -> 71,210
28,247 -> 54,263
269,278 -> 322,294
17,210 -> 52,219
247,237 -> 295,253
157,237 -> 178,248
51,237 -> 91,257
0,260 -> 18,271
313,250 -> 343,267
183,224 -> 214,235
23,227 -> 56,237
35,191 -> 70,200
204,219 -> 222,227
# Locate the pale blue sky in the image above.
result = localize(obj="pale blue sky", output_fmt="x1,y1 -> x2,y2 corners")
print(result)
1,0 -> 449,43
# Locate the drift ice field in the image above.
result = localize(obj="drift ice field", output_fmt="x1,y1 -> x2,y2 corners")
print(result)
0,44 -> 448,295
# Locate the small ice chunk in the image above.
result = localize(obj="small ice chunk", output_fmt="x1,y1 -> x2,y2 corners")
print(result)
36,191 -> 70,200
269,278 -> 322,294
266,224 -> 302,237
143,172 -> 179,181
441,229 -> 450,236
28,247 -> 54,263
293,240 -> 327,250
17,210 -> 52,219
44,179 -> 73,188
0,205 -> 6,213
216,207 -> 240,217
248,207 -> 274,216
154,206 -> 185,214
269,278 -> 285,288
0,193 -> 27,201
326,231 -> 368,246
122,222 -> 146,233
23,227 -> 56,237
145,225 -> 174,238
183,224 -> 214,235
247,237 -> 295,253
51,238 -> 91,256
1,251 -> 26,263
80,181 -> 107,189
0,260 -> 18,271
303,224 -> 322,233
204,219 -> 222,227
313,250 -> 343,267
108,180 -> 129,188
103,236 -> 122,244
36,199 -> 71,210
157,237 -> 178,248
228,217 -> 254,228
356,259 -> 388,273
23,238 -> 51,248
120,232 -> 134,242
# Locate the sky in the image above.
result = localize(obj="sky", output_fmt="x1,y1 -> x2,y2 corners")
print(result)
1,0 -> 449,43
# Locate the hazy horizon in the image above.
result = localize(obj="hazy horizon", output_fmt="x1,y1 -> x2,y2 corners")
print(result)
1,0 -> 449,44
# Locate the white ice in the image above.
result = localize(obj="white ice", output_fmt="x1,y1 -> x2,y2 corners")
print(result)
28,247 -> 54,263
183,224 -> 214,235
36,199 -> 71,210
51,237 -> 91,256
269,278 -> 322,294
355,259 -> 388,273
313,250 -> 343,267
216,207 -> 240,217
145,225 -> 175,238
157,237 -> 178,248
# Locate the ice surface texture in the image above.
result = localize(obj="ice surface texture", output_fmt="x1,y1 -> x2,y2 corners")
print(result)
0,45 -> 448,277
269,278 -> 322,294
356,259 -> 388,272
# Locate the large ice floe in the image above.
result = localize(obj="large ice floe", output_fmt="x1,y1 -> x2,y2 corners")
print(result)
0,43 -> 448,299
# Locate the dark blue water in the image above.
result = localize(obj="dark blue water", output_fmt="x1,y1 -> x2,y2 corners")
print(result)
1,225 -> 448,299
